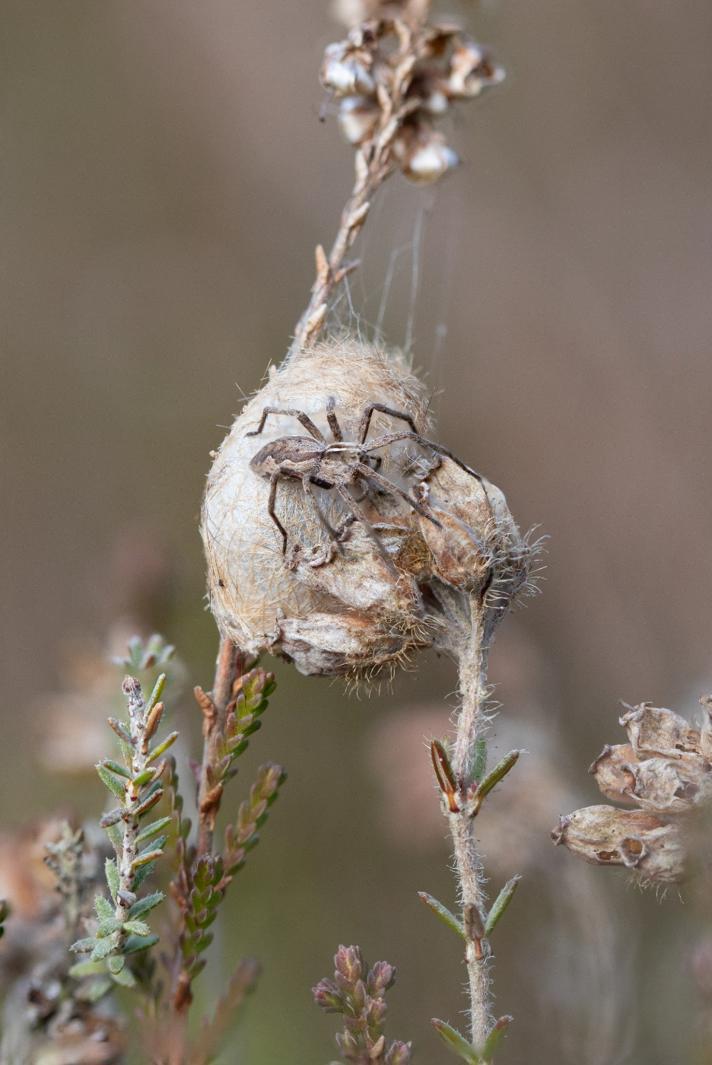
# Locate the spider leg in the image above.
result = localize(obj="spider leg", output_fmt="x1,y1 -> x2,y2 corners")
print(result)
267,474 -> 288,554
362,431 -> 488,485
354,463 -> 442,528
361,432 -> 494,519
326,396 -> 343,442
358,403 -> 419,445
335,486 -> 398,574
304,477 -> 342,547
246,406 -> 326,442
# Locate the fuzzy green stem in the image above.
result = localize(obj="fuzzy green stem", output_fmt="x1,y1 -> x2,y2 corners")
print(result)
449,596 -> 493,1053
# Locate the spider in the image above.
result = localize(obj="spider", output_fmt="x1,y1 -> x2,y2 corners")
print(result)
246,398 -> 489,561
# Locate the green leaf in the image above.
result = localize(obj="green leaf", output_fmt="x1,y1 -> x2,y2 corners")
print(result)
136,818 -> 172,846
96,918 -> 123,937
105,859 -> 120,903
107,954 -> 125,974
105,821 -> 123,852
99,808 -> 123,828
123,920 -> 151,937
110,965 -> 137,988
124,933 -> 159,954
147,731 -> 179,764
134,861 -> 156,890
96,763 -> 127,802
472,739 -> 487,782
145,673 -> 167,714
95,895 -> 115,922
131,768 -> 157,789
77,975 -> 113,1003
472,751 -> 521,813
128,891 -> 165,919
432,1019 -> 480,1063
69,937 -> 96,954
134,779 -> 163,812
132,847 -> 163,871
101,759 -> 131,779
70,959 -> 108,979
417,892 -> 465,940
91,936 -> 117,961
479,1016 -> 512,1060
484,877 -> 521,937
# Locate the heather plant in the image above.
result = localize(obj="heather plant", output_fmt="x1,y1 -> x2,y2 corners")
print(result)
1,1 -> 706,1064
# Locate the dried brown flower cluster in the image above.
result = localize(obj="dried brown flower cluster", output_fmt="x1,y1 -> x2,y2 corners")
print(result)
323,4 -> 503,183
553,698 -> 712,885
202,339 -> 533,679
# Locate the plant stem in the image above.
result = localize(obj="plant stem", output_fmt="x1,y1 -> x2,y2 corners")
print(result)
287,155 -> 391,362
449,595 -> 492,1051
286,20 -> 427,363
196,636 -> 242,857
115,678 -> 155,937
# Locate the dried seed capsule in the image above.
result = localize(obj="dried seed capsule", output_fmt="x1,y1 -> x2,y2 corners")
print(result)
321,41 -> 375,97
552,805 -> 686,884
589,744 -> 639,805
446,39 -> 505,99
395,128 -> 459,183
337,95 -> 380,145
413,460 -> 506,595
620,702 -> 701,758
591,743 -> 712,814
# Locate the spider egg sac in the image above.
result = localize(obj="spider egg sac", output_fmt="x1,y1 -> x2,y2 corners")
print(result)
201,339 -> 530,677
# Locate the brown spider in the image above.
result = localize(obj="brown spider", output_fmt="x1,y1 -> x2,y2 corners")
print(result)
247,398 -> 489,560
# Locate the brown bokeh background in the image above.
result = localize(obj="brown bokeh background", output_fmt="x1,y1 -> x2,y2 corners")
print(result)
2,2 -> 712,1061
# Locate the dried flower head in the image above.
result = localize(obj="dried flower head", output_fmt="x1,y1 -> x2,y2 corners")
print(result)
322,8 -> 503,184
554,697 -> 712,885
202,340 -> 533,678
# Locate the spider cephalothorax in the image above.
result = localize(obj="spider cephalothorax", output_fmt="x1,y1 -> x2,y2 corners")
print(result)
247,398 -> 489,560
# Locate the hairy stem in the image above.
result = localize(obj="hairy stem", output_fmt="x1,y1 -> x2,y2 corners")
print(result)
115,678 -> 158,938
449,596 -> 492,1051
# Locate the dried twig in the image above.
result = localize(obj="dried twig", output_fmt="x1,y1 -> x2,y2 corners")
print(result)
195,636 -> 242,856
286,2 -> 503,361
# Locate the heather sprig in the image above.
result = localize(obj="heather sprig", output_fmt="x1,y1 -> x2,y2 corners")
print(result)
169,647 -> 286,1016
314,945 -> 412,1064
69,670 -> 175,999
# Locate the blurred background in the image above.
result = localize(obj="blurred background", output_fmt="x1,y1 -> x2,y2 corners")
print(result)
2,1 -> 712,1061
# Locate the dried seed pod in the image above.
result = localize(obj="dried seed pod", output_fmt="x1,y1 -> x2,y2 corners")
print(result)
337,95 -> 380,145
620,702 -> 701,758
395,127 -> 459,183
591,743 -> 712,814
413,458 -> 525,597
321,40 -> 375,96
446,39 -> 505,99
552,805 -> 686,885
